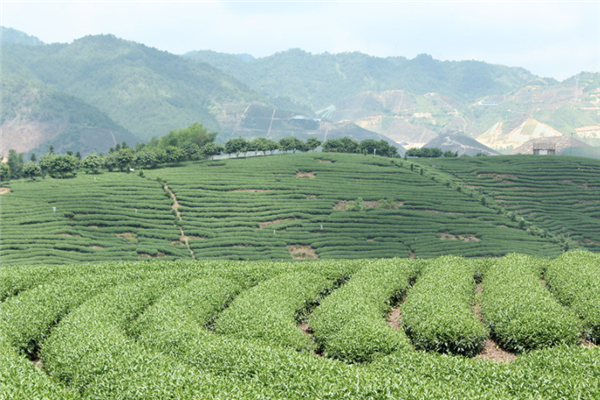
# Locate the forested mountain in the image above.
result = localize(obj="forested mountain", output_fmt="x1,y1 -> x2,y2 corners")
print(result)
184,49 -> 541,111
2,33 -> 265,144
1,75 -> 137,157
0,26 -> 44,46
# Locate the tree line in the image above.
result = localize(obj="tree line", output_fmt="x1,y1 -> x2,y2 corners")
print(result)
1,122 -> 402,182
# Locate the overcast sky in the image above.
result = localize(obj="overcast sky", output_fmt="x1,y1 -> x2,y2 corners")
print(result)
2,1 -> 599,81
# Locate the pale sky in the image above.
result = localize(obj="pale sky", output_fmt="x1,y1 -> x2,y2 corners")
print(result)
2,1 -> 599,81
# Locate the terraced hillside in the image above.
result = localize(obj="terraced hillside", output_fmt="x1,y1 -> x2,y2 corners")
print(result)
2,252 -> 599,399
0,153 -> 565,265
421,155 -> 600,252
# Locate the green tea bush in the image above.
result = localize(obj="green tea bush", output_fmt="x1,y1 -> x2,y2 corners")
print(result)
546,250 -> 600,343
309,259 -> 419,362
482,254 -> 582,352
402,256 -> 488,356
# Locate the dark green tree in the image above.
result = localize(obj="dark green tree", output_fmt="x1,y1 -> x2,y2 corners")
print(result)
22,162 -> 41,180
225,138 -> 247,157
7,150 -> 23,179
48,155 -> 79,178
82,154 -> 104,173
306,137 -> 322,152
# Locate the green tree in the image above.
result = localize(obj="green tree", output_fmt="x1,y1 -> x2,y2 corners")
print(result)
7,149 -> 24,179
306,137 -> 322,152
22,161 -> 41,180
443,150 -> 458,157
30,153 -> 36,163
115,148 -> 134,172
104,152 -> 118,172
250,137 -> 272,155
165,146 -> 186,165
39,153 -> 55,176
200,143 -> 224,160
278,137 -> 303,153
82,154 -> 104,173
48,145 -> 54,154
181,142 -> 201,161
48,155 -> 79,178
0,163 -> 10,182
225,138 -> 247,157
156,122 -> 217,149
134,149 -> 159,168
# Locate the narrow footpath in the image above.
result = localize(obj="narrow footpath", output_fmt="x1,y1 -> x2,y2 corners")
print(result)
164,184 -> 195,259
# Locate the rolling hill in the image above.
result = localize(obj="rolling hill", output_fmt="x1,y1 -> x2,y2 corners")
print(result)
4,152 -> 600,266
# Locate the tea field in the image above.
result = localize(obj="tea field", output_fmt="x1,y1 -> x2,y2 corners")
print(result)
420,155 -> 600,252
1,251 -> 599,399
1,153 -> 580,266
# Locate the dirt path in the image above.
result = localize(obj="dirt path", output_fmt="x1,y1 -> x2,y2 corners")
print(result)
387,307 -> 402,330
472,283 -> 517,362
164,184 -> 195,259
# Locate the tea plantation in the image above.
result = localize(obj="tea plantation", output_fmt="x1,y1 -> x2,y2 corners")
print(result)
420,155 -> 600,252
0,153 -> 576,265
2,252 -> 599,399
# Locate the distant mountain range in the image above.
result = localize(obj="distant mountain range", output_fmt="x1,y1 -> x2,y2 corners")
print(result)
2,27 -> 599,157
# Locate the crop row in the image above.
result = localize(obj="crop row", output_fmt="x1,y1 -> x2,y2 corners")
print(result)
546,250 -> 600,343
482,254 -> 582,352
402,256 -> 489,356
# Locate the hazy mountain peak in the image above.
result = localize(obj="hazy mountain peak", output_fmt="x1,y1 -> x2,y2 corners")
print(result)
1,26 -> 45,46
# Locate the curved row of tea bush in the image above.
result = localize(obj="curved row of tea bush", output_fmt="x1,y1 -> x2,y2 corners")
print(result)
309,259 -> 420,362
402,256 -> 489,356
2,256 -> 600,399
546,250 -> 600,343
482,254 -> 582,352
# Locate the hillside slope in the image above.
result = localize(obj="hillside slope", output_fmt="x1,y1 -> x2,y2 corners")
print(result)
1,75 -> 138,157
0,153 -> 575,266
421,155 -> 600,252
185,50 -> 537,110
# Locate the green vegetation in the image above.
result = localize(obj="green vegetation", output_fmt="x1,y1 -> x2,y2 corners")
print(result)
421,155 -> 600,252
185,49 -> 537,110
3,34 -> 263,142
546,250 -> 600,343
2,254 -> 600,399
402,256 -> 488,356
309,259 -> 417,362
482,254 -> 582,352
4,153 -> 586,265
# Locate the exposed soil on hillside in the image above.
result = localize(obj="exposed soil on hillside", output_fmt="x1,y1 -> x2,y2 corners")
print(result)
477,174 -> 518,179
296,171 -> 316,178
231,189 -> 271,193
116,232 -> 135,239
0,188 -> 11,194
259,218 -> 298,228
306,195 -> 318,199
138,252 -> 166,258
287,245 -> 318,259
317,160 -> 333,163
89,246 -> 104,250
88,225 -> 102,229
58,233 -> 81,237
334,200 -> 402,210
439,232 -> 481,242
